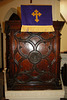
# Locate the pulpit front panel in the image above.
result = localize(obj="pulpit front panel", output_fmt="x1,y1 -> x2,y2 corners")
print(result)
6,21 -> 65,90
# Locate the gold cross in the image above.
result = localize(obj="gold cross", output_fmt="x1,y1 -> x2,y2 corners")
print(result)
31,9 -> 42,22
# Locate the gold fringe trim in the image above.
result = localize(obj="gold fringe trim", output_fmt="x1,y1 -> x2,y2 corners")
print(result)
21,25 -> 55,32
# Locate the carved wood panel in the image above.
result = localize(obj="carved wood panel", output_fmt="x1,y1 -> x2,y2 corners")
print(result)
5,21 -> 65,90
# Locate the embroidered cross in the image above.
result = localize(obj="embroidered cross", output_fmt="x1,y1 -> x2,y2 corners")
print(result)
31,9 -> 42,22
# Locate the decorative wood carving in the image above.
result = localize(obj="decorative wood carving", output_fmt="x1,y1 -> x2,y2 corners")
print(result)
5,20 -> 64,90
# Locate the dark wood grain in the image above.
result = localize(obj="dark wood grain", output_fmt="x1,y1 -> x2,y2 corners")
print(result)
5,21 -> 64,90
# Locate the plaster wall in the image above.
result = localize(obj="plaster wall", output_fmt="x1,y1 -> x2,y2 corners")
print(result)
60,0 -> 67,52
60,23 -> 67,52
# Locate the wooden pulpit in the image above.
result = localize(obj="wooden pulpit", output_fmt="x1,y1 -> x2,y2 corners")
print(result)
5,20 -> 64,90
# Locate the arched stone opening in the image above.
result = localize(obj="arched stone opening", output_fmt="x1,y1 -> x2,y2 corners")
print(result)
4,8 -> 17,21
